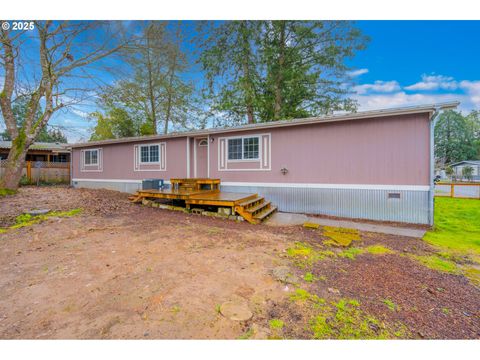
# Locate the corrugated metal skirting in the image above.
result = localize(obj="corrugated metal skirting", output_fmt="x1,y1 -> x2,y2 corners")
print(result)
221,185 -> 430,224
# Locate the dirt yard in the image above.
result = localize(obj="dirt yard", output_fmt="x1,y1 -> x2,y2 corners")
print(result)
0,186 -> 479,339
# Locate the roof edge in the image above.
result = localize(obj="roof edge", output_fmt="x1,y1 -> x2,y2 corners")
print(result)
69,101 -> 460,149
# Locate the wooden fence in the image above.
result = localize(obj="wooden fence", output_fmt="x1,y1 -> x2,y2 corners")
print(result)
0,160 -> 70,184
435,183 -> 480,199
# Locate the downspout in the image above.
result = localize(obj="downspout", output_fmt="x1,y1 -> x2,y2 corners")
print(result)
69,147 -> 73,187
429,107 -> 441,226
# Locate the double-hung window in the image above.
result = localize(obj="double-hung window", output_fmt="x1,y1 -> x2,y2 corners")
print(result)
140,144 -> 160,163
84,149 -> 98,165
227,137 -> 259,160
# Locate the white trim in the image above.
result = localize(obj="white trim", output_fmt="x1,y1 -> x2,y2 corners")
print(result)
138,144 -> 161,165
218,133 -> 271,172
220,182 -> 430,191
207,135 -> 210,178
133,142 -> 166,172
84,148 -> 99,165
186,137 -> 190,178
198,139 -> 208,146
73,178 -> 171,184
80,148 -> 103,172
193,137 -> 197,178
226,135 -> 261,161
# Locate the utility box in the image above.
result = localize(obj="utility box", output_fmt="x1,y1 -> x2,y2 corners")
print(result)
142,179 -> 164,190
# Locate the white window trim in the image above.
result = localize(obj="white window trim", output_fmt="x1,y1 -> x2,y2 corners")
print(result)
218,133 -> 271,172
134,142 -> 166,172
84,148 -> 99,166
139,144 -> 161,165
198,138 -> 208,146
226,135 -> 261,162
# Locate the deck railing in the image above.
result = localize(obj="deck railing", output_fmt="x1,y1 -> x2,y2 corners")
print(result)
435,183 -> 480,199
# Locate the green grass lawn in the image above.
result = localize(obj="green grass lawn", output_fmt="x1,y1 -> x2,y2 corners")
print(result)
424,197 -> 480,263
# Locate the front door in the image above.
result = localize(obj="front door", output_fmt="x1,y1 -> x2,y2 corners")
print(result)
195,138 -> 208,178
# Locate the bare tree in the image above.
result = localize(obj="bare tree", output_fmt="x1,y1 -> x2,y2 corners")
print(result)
0,21 -> 126,189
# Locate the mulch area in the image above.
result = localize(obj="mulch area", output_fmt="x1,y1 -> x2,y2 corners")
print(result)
261,232 -> 480,339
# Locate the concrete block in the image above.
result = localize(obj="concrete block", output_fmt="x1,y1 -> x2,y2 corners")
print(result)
218,207 -> 232,216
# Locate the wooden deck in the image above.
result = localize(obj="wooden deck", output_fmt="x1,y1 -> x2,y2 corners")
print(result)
130,178 -> 277,224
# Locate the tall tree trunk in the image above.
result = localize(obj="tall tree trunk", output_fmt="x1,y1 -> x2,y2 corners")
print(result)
1,136 -> 30,190
273,21 -> 286,120
164,52 -> 177,134
240,22 -> 255,124
145,28 -> 157,135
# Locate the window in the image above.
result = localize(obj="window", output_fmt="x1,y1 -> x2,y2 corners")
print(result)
227,137 -> 259,160
84,149 -> 98,165
228,138 -> 242,160
198,139 -> 208,146
140,144 -> 160,163
243,137 -> 259,159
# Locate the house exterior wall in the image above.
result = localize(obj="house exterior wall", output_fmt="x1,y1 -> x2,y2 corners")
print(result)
209,113 -> 430,185
72,137 -> 188,192
71,112 -> 432,224
210,113 -> 431,224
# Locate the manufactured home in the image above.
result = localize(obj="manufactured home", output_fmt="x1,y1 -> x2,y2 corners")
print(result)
70,102 -> 459,225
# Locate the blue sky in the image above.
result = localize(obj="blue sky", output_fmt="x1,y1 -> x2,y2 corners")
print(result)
345,21 -> 480,113
1,20 -> 480,142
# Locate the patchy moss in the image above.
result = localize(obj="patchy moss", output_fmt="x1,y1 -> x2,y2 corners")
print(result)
237,328 -> 254,340
286,242 -> 335,267
269,319 -> 284,330
410,254 -> 458,273
323,226 -> 360,247
365,245 -> 395,255
0,188 -> 17,197
309,298 -> 408,339
290,288 -> 325,306
461,265 -> 480,287
303,222 -> 320,229
303,272 -> 317,282
338,247 -> 363,260
442,307 -> 450,315
382,298 -> 398,311
2,208 -> 83,232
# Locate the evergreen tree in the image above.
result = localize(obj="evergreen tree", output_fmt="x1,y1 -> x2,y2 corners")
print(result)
435,110 -> 476,165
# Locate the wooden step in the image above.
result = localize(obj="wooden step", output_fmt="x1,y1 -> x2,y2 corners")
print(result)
239,196 -> 264,208
253,206 -> 277,221
246,201 -> 271,214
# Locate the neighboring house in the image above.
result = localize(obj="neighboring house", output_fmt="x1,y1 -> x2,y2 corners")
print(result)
450,160 -> 480,181
70,102 -> 458,225
0,141 -> 70,162
0,141 -> 71,183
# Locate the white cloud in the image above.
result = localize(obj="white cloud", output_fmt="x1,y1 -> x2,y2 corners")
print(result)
354,92 -> 465,111
353,80 -> 401,95
70,108 -> 90,119
347,68 -> 369,77
352,73 -> 479,113
404,74 -> 457,91
459,80 -> 480,107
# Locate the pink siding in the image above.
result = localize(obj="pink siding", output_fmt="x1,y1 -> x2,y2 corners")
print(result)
209,113 -> 431,185
195,138 -> 208,177
72,113 -> 431,186
72,137 -> 187,180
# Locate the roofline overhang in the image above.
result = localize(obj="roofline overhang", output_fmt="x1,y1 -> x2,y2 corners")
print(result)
69,101 -> 460,149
